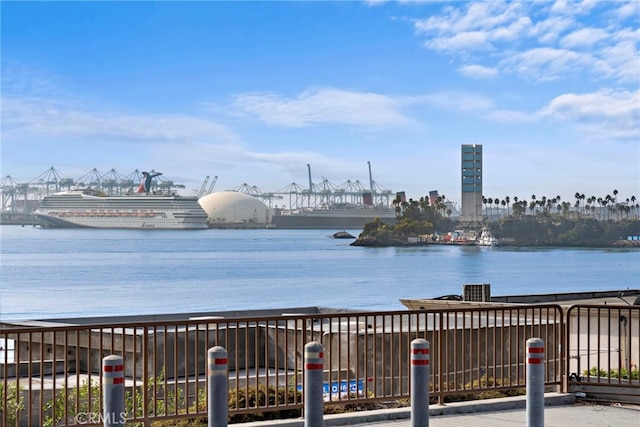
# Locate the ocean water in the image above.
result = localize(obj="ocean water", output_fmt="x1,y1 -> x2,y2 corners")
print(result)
1,226 -> 639,321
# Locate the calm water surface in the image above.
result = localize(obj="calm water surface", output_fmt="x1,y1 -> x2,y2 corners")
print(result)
1,226 -> 638,321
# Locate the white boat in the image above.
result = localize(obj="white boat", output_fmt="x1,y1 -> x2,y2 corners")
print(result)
34,172 -> 208,229
476,229 -> 499,246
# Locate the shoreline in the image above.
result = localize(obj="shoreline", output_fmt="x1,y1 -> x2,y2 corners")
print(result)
350,236 -> 640,248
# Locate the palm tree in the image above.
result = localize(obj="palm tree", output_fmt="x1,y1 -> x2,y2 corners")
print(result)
487,198 -> 493,220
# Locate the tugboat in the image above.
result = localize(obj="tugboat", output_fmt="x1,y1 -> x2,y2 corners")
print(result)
476,229 -> 499,246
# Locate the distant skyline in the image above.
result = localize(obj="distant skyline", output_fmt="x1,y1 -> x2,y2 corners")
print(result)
2,1 -> 639,206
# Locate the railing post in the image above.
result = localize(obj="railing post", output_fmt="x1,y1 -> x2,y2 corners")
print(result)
102,355 -> 125,427
304,341 -> 324,427
526,338 -> 545,427
438,312 -> 444,406
208,346 -> 228,427
411,338 -> 430,427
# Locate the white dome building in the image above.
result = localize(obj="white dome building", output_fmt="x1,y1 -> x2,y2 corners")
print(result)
198,191 -> 270,225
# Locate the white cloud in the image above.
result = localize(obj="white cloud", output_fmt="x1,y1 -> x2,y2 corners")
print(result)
561,27 -> 609,48
1,96 -> 239,144
423,31 -> 492,52
536,89 -> 640,140
531,16 -> 576,44
615,0 -> 640,20
549,0 -> 598,17
457,64 -> 499,79
230,88 -> 411,128
500,47 -> 592,81
412,1 -> 638,84
491,16 -> 533,41
594,39 -> 640,83
415,1 -> 524,34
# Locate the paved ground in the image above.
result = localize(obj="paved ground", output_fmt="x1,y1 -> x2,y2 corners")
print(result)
241,393 -> 640,427
346,404 -> 640,427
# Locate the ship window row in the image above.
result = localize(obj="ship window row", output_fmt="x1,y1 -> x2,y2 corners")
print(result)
47,211 -> 169,219
43,203 -> 195,211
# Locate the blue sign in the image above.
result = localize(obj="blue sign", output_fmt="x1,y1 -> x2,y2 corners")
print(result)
297,379 -> 365,400
323,379 -> 364,395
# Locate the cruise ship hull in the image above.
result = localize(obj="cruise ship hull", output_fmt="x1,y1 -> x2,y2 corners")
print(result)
34,191 -> 209,229
270,208 -> 397,229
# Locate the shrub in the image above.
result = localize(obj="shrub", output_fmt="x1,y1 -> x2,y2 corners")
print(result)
584,367 -> 640,380
0,381 -> 25,427
227,384 -> 302,423
437,376 -> 526,403
43,379 -> 101,427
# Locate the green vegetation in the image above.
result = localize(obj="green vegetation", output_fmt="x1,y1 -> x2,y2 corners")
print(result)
492,214 -> 639,246
437,376 -> 526,403
40,372 -> 301,427
0,382 -> 25,427
584,367 -> 640,380
355,191 -> 640,247
35,371 -> 534,426
151,376 -> 525,426
355,195 -> 455,246
43,370 -> 189,427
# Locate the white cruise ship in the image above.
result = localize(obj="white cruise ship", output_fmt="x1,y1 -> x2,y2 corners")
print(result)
34,191 -> 208,229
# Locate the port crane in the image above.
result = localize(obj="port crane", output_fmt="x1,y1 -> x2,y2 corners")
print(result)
197,176 -> 218,198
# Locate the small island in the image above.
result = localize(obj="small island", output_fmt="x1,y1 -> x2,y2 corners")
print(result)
351,192 -> 640,248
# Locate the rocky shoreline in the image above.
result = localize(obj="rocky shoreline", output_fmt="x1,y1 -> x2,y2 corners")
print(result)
351,235 -> 640,248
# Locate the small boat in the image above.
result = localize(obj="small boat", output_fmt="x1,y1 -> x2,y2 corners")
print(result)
476,229 -> 499,246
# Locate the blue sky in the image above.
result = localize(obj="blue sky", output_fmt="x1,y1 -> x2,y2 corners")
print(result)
2,1 -> 639,206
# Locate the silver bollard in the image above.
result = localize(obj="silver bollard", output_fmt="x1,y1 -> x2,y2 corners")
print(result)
208,346 -> 228,427
411,339 -> 430,427
304,341 -> 324,427
526,338 -> 545,427
102,355 -> 125,426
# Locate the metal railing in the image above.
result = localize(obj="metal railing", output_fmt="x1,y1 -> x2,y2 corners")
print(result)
0,303 -> 595,426
566,304 -> 640,404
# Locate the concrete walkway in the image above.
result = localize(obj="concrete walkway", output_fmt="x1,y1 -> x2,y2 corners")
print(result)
240,393 -> 640,427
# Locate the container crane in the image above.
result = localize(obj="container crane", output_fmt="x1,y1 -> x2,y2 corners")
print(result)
207,176 -> 218,194
197,175 -> 218,198
198,176 -> 209,198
